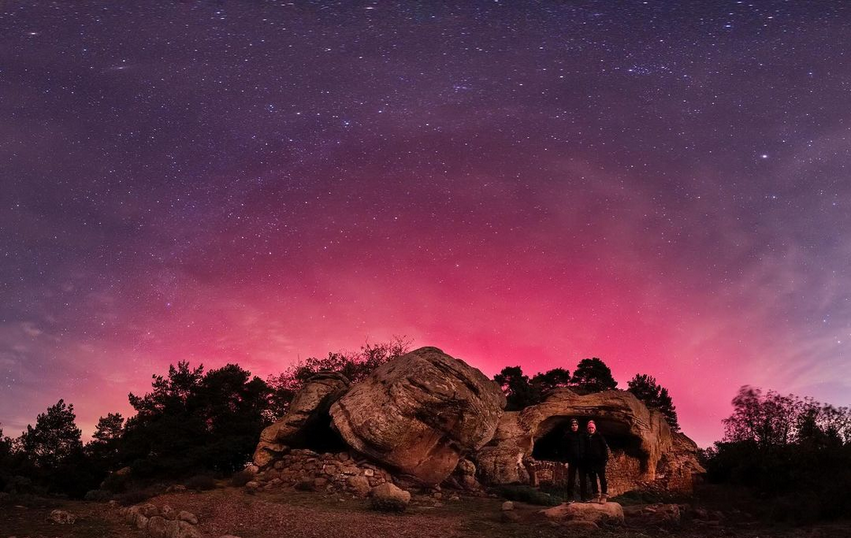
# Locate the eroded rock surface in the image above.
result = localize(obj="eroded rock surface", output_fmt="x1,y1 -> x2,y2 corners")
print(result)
329,346 -> 506,485
475,388 -> 704,495
253,372 -> 350,467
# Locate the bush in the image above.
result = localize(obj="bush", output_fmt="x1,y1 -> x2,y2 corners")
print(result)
101,471 -> 132,493
229,469 -> 254,487
184,474 -> 217,491
115,488 -> 156,506
495,485 -> 560,506
84,489 -> 112,502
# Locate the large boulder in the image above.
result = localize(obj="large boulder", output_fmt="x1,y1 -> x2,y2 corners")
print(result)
329,347 -> 506,485
475,389 -> 704,496
541,502 -> 625,525
253,372 -> 350,467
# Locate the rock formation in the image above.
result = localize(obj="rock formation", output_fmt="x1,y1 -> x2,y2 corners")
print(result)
251,347 -> 704,497
253,372 -> 350,468
329,346 -> 507,485
474,388 -> 705,495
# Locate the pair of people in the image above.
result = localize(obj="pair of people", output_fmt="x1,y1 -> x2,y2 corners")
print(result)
561,418 -> 609,503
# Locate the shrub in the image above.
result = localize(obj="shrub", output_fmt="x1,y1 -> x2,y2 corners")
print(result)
84,489 -> 112,502
184,474 -> 217,491
115,488 -> 155,506
230,469 -> 254,487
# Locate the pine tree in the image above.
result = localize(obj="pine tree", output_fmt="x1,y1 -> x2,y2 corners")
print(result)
627,374 -> 680,431
571,358 -> 618,393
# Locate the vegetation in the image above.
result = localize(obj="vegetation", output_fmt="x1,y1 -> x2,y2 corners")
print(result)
0,338 -> 409,499
703,385 -> 851,523
627,374 -> 680,431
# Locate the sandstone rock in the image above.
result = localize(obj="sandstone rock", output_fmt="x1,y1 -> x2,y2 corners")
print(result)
138,503 -> 160,517
330,347 -> 506,485
177,510 -> 198,525
564,520 -> 600,531
146,516 -> 171,538
347,475 -> 371,497
624,503 -> 681,526
135,513 -> 149,529
161,504 -> 176,520
174,520 -> 203,538
245,480 -> 260,490
48,509 -> 76,524
476,389 -> 704,496
541,501 -> 625,525
254,372 -> 350,467
501,501 -> 515,511
369,482 -> 411,512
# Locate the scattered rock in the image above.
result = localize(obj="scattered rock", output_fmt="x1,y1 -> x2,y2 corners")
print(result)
138,503 -> 160,517
369,482 -> 412,512
347,475 -> 371,497
502,501 -> 515,511
540,501 -> 625,525
330,347 -> 506,485
501,510 -> 521,523
177,510 -> 198,525
166,484 -> 187,493
624,503 -> 681,526
48,509 -> 77,524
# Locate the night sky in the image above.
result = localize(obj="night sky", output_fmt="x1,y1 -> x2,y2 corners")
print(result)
2,1 -> 850,447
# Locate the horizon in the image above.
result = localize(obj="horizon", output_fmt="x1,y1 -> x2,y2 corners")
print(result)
2,2 -> 850,451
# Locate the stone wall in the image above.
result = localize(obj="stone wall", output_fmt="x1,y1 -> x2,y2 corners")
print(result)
249,448 -> 394,496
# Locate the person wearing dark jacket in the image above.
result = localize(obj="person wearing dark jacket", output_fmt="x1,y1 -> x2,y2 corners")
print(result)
584,419 -> 610,503
560,418 -> 587,502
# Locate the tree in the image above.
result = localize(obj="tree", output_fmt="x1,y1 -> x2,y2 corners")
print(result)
266,337 -> 411,418
627,374 -> 680,431
19,399 -> 82,469
88,413 -> 125,471
530,368 -> 571,394
722,386 -> 803,448
571,358 -> 618,393
494,366 -> 540,410
93,413 -> 124,444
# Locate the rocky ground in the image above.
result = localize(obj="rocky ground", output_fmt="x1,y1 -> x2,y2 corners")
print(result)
2,485 -> 850,538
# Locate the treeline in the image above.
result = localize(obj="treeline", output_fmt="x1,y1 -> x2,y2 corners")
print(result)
493,357 -> 680,431
0,338 -> 410,499
703,386 -> 851,522
1,340 -> 682,500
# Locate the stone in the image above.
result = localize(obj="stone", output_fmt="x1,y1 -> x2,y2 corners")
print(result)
254,372 -> 350,467
624,503 -> 681,526
135,513 -> 149,529
245,481 -> 259,490
476,389 -> 704,496
174,520 -> 203,538
564,520 -> 600,531
347,475 -> 371,497
138,503 -> 160,517
177,510 -> 199,525
330,347 -> 506,485
146,516 -> 172,538
540,501 -> 625,525
369,482 -> 412,512
501,510 -> 521,523
48,509 -> 76,524
161,504 -> 176,520
501,501 -> 514,511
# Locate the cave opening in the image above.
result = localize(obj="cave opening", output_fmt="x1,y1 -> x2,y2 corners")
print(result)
292,413 -> 349,454
531,416 -> 645,462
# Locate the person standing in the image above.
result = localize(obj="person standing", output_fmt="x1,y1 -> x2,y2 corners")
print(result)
584,419 -> 609,503
560,418 -> 587,502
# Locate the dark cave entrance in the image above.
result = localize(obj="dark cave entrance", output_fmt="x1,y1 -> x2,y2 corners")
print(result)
291,413 -> 350,454
531,416 -> 645,463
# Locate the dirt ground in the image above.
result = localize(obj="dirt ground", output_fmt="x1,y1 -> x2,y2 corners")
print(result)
2,486 -> 850,538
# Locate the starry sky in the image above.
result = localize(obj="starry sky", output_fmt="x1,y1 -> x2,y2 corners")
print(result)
1,1 -> 850,447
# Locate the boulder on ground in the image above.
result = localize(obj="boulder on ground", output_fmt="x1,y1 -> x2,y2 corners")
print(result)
177,510 -> 198,524
254,372 -> 350,467
48,509 -> 77,524
330,347 -> 505,485
347,475 -> 371,497
624,503 -> 681,526
540,501 -> 625,525
369,482 -> 411,512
